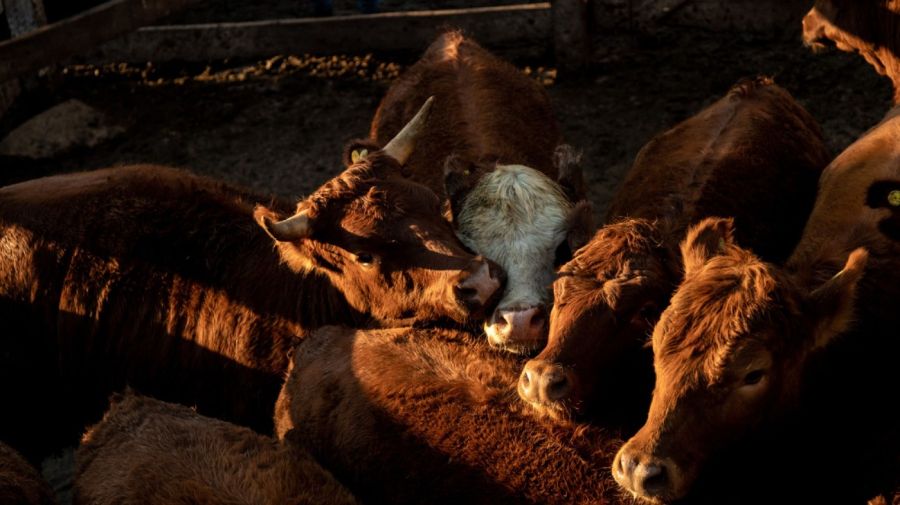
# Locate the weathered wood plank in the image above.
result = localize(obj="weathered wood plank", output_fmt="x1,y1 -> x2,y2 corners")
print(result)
0,0 -> 199,82
85,3 -> 552,63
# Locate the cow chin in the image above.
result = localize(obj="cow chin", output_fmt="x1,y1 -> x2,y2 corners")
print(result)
518,394 -> 577,424
484,326 -> 544,355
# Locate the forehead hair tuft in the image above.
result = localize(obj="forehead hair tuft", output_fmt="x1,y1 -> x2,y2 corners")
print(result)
562,219 -> 667,280
658,246 -> 781,359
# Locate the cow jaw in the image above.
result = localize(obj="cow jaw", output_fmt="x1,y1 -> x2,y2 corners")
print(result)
455,164 -> 572,354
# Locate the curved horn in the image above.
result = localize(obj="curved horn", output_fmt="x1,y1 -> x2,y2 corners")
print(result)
261,210 -> 312,242
382,96 -> 434,165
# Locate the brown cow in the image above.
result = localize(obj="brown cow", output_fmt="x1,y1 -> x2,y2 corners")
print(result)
517,77 -> 829,423
613,107 -> 900,503
0,104 -> 504,460
0,442 -> 56,505
361,32 -> 594,354
803,0 -> 900,103
75,393 -> 357,505
274,325 -> 624,505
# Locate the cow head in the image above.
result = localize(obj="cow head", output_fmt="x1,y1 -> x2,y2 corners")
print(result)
612,218 -> 868,503
255,99 -> 505,326
517,219 -> 675,421
444,145 -> 595,354
803,0 -> 900,102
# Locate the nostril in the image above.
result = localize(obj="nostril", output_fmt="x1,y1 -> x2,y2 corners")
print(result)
454,285 -> 478,301
617,452 -> 637,479
531,310 -> 547,329
545,373 -> 569,399
637,463 -> 669,496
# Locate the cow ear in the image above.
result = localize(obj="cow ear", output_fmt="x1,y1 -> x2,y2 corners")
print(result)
443,154 -> 480,220
680,217 -> 735,276
807,248 -> 868,350
554,144 -> 586,202
342,139 -> 383,167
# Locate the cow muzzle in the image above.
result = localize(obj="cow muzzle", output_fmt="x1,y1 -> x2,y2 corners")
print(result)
517,359 -> 576,413
453,257 -> 505,319
484,304 -> 548,355
613,442 -> 686,503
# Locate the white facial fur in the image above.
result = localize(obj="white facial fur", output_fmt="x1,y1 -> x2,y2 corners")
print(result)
455,164 -> 572,313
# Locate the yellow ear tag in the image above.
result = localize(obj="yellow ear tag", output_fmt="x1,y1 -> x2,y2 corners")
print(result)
462,169 -> 470,176
351,149 -> 368,164
888,190 -> 900,207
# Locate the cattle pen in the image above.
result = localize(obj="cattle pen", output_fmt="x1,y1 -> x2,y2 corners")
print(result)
0,0 -> 897,504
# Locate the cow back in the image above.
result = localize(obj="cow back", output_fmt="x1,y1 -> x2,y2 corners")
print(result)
607,77 -> 829,263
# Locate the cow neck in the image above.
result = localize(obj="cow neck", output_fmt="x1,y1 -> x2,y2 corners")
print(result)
249,231 -> 368,334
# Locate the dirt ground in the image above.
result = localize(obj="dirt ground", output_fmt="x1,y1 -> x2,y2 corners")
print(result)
1,20 -> 894,505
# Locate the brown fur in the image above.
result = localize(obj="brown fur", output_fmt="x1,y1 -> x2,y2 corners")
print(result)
615,108 -> 900,503
274,326 -> 624,505
75,393 -> 356,505
368,31 -> 563,198
0,160 -> 495,460
0,442 -> 56,505
527,77 -> 829,422
803,0 -> 900,104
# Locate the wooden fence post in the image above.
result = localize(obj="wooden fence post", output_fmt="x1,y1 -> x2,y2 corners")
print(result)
552,0 -> 590,74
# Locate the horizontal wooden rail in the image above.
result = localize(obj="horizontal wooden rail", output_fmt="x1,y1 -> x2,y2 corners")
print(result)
85,3 -> 552,63
0,0 -> 199,82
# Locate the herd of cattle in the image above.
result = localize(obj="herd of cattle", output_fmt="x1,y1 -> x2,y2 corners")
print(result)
0,1 -> 899,504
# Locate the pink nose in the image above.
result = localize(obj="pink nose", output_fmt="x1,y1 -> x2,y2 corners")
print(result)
484,305 -> 547,354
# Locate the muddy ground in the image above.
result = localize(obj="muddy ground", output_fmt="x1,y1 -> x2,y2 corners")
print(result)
0,22 -> 893,505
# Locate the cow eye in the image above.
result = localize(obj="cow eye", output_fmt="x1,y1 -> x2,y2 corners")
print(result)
355,252 -> 375,266
742,369 -> 765,386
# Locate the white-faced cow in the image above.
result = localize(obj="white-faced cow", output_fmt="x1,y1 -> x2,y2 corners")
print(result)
517,78 -> 829,425
613,107 -> 900,503
356,31 -> 594,354
0,103 -> 504,460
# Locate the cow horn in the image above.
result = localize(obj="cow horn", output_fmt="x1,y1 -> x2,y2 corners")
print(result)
382,96 -> 434,165
262,210 -> 312,242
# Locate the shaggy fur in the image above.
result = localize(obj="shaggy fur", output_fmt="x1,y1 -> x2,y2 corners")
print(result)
0,161 -> 496,460
803,0 -> 900,103
274,326 -> 624,505
366,32 -> 593,353
524,77 -> 829,423
0,442 -> 56,505
614,106 -> 900,503
75,393 -> 357,505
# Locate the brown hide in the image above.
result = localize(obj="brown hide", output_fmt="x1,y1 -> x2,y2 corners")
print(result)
523,77 -> 829,423
615,107 -> 900,503
75,393 -> 357,505
274,326 -> 624,505
0,442 -> 56,505
369,31 -> 562,196
0,162 -> 494,461
803,0 -> 900,104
